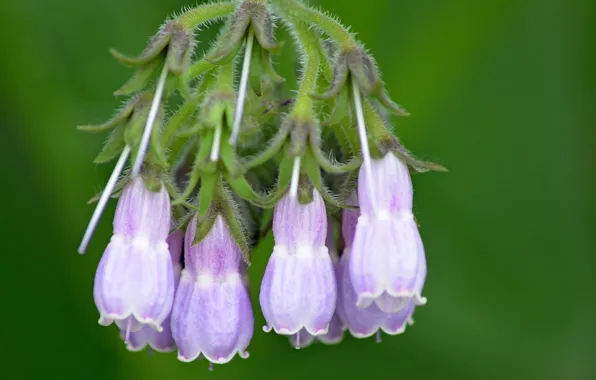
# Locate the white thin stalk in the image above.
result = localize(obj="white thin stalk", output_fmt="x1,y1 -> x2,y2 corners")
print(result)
78,145 -> 131,254
210,123 -> 222,161
351,77 -> 377,213
229,28 -> 255,145
131,64 -> 169,177
289,156 -> 301,199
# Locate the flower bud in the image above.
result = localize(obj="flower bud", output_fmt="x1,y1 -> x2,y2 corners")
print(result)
94,178 -> 174,333
171,215 -> 253,364
125,230 -> 184,352
260,190 -> 337,335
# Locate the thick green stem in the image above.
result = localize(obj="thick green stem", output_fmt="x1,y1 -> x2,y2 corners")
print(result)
274,0 -> 355,50
177,1 -> 237,30
287,19 -> 321,117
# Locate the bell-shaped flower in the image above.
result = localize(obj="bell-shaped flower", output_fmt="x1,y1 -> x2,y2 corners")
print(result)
338,192 -> 420,337
287,217 -> 345,347
349,153 -> 427,313
94,177 -> 174,333
171,215 -> 253,365
124,229 -> 184,352
260,189 -> 337,336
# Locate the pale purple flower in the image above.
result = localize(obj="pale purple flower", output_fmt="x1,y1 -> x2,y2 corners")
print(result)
94,177 -> 174,333
287,217 -> 345,347
338,191 -> 420,337
349,153 -> 427,312
124,229 -> 184,352
260,189 -> 337,336
171,215 -> 253,364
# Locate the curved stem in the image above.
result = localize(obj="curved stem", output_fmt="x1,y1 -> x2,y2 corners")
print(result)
287,18 -> 321,116
274,0 -> 355,49
241,127 -> 289,171
177,1 -> 237,30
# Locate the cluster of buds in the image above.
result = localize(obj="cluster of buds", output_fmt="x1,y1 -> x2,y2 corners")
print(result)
78,0 -> 445,367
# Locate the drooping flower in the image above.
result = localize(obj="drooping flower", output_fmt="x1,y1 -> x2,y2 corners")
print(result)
338,191 -> 421,338
260,189 -> 337,336
287,217 -> 345,348
171,215 -> 253,364
124,229 -> 184,352
349,153 -> 427,313
94,177 -> 174,334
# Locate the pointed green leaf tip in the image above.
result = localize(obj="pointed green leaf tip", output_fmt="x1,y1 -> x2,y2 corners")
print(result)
76,100 -> 135,133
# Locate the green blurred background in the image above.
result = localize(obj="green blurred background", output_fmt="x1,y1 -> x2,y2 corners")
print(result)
1,0 -> 595,379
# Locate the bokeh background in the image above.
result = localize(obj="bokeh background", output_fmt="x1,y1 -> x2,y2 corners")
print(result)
1,0 -> 595,379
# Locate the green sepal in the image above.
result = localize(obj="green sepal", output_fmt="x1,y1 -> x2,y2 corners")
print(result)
219,132 -> 239,175
123,109 -> 149,148
310,53 -> 348,100
200,91 -> 235,130
110,33 -> 170,67
261,49 -> 285,84
187,58 -> 217,82
247,1 -> 280,52
276,154 -> 294,196
242,153 -> 292,209
176,123 -> 203,138
249,40 -> 264,96
150,115 -> 168,168
166,27 -> 194,75
87,176 -> 129,204
172,131 -> 213,205
110,21 -> 192,72
240,124 -> 289,172
322,86 -> 350,126
391,145 -> 448,173
297,179 -> 315,204
378,90 -> 409,116
310,145 -> 362,174
161,95 -> 201,148
192,208 -> 218,246
198,172 -> 217,218
217,180 -> 251,263
249,45 -> 285,97
346,46 -> 381,96
77,100 -> 135,133
114,55 -> 165,96
207,1 -> 281,64
94,124 -> 125,164
223,172 -> 267,207
302,150 -> 344,209
309,127 -> 362,174
206,17 -> 248,65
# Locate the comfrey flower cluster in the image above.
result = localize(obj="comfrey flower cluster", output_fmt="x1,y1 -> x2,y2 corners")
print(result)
78,0 -> 445,367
